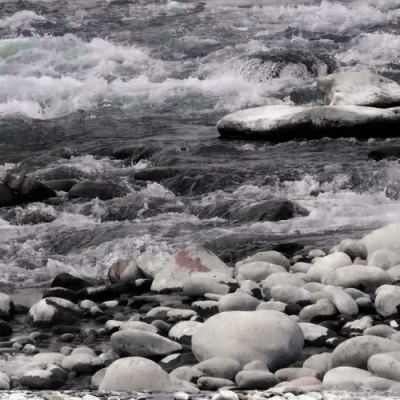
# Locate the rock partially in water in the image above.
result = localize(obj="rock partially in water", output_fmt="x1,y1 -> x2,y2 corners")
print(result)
0,183 -> 21,208
51,273 -> 92,291
192,310 -> 304,371
108,259 -> 145,285
360,221 -> 400,255
69,181 -> 128,201
217,104 -> 400,141
41,179 -> 77,192
99,356 -> 199,392
317,71 -> 400,108
368,145 -> 400,161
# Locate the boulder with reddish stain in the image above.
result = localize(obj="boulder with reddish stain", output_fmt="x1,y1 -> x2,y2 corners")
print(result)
151,245 -> 233,293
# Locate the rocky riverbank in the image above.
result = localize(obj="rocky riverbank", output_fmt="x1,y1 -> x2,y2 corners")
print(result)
2,222 -> 400,394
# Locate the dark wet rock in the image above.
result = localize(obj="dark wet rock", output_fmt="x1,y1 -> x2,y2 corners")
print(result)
2,207 -> 56,225
111,145 -> 158,163
193,198 -> 309,222
134,167 -> 181,182
26,298 -> 84,328
0,321 -> 12,336
43,287 -> 79,304
0,183 -> 22,208
21,371 -> 64,390
69,181 -> 128,201
78,285 -> 119,302
41,179 -> 78,192
51,273 -> 92,291
368,146 -> 400,161
3,172 -> 56,202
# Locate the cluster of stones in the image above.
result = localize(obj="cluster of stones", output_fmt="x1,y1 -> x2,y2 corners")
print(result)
3,222 -> 400,393
217,71 -> 400,141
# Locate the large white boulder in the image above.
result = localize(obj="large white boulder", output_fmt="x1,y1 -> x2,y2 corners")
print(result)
322,265 -> 391,292
26,298 -> 84,328
368,352 -> 400,382
317,71 -> 400,108
323,286 -> 359,317
307,252 -> 352,282
375,285 -> 400,318
99,357 -> 199,392
191,310 -> 304,371
368,249 -> 400,270
235,251 -> 290,271
360,222 -> 400,255
111,329 -> 182,357
323,367 -> 373,390
151,245 -> 232,292
217,104 -> 400,141
136,252 -> 168,279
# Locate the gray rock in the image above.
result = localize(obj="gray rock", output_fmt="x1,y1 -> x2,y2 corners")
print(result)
61,353 -> 103,375
261,273 -> 305,298
243,360 -> 269,371
275,367 -> 322,382
170,367 -> 204,384
303,353 -> 332,376
99,357 -> 199,392
298,303 -> 338,323
191,310 -> 304,371
108,259 -> 144,285
324,286 -> 359,317
236,262 -> 286,283
307,252 -> 352,282
195,357 -> 241,381
182,273 -> 238,297
0,294 -> 15,320
119,321 -> 158,333
69,181 -> 127,200
375,285 -> 400,317
235,251 -> 290,271
20,370 -> 64,390
235,370 -> 279,390
323,366 -> 373,390
91,368 -> 107,389
41,179 -> 77,192
360,221 -> 400,255
368,351 -> 400,382
336,239 -> 368,261
330,336 -> 400,370
111,329 -> 182,357
368,249 -> 400,270
270,284 -> 311,305
168,321 -> 202,345
299,323 -> 336,347
192,301 -> 219,317
218,291 -> 260,312
364,324 -> 398,338
197,376 -> 234,390
366,376 -> 400,391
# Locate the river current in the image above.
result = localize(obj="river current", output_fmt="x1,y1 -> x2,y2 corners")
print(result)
1,0 -> 400,290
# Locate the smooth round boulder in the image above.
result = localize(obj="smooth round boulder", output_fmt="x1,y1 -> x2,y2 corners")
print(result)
191,310 -> 304,371
235,251 -> 290,271
375,285 -> 400,318
322,265 -> 391,292
323,286 -> 359,317
99,357 -> 199,392
170,366 -> 204,383
270,285 -> 311,305
368,249 -> 400,270
119,321 -> 158,333
197,376 -> 234,390
368,351 -> 400,381
218,291 -> 260,312
336,239 -> 368,261
91,368 -> 107,389
236,262 -> 286,283
243,360 -> 269,371
20,370 -> 64,390
298,303 -> 338,323
61,353 -> 103,375
330,336 -> 400,370
275,367 -> 322,382
323,367 -> 373,389
195,357 -> 241,381
183,272 -> 238,297
235,370 -> 279,390
168,321 -> 202,345
303,353 -> 332,376
307,252 -> 352,282
364,324 -> 398,338
360,222 -> 400,255
26,298 -> 83,328
111,329 -> 182,357
261,273 -> 305,298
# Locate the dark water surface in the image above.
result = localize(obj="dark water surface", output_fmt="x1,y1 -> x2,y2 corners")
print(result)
1,0 -> 400,289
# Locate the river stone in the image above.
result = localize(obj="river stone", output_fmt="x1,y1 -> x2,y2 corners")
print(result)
364,324 -> 398,338
306,252 -> 352,282
119,321 -> 158,333
236,262 -> 286,283
336,239 -> 368,260
32,352 -> 65,365
20,370 -> 64,390
291,262 -> 312,273
298,303 -> 338,323
243,360 -> 269,371
322,265 -> 392,292
91,368 -> 107,389
26,298 -> 83,328
330,335 -> 400,370
197,376 -> 234,390
240,280 -> 263,297
41,179 -> 77,192
375,285 -> 400,318
235,370 -> 279,390
69,181 -> 127,200
261,273 -> 305,298
194,357 -> 241,381
108,259 -> 144,284
218,291 -> 260,312
0,183 -> 21,208
360,221 -> 400,255
0,294 -> 15,320
151,245 -> 232,293
182,273 -> 238,297
323,286 -> 358,317
303,353 -> 332,376
168,321 -> 202,345
368,352 -> 400,382
388,265 -> 400,280
51,273 -> 92,291
217,103 -> 400,141
368,249 -> 400,270
192,301 -> 219,317
369,146 -> 400,161
61,353 -> 103,375
42,287 -> 79,304
256,301 -> 286,313
323,367 -> 374,390
270,285 -> 311,305
170,366 -> 204,383
275,367 -> 322,382
191,310 -> 304,371
299,323 -> 336,347
366,376 -> 400,391
110,329 -> 182,357
317,71 -> 400,108
235,251 -> 290,271
99,357 -> 199,392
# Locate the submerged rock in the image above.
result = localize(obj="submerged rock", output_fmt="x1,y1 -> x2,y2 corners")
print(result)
69,181 -> 128,201
217,104 -> 400,141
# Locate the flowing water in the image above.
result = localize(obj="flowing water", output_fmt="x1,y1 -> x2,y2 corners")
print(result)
1,0 -> 400,290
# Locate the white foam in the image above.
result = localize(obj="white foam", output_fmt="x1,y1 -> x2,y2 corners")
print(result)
0,11 -> 45,30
